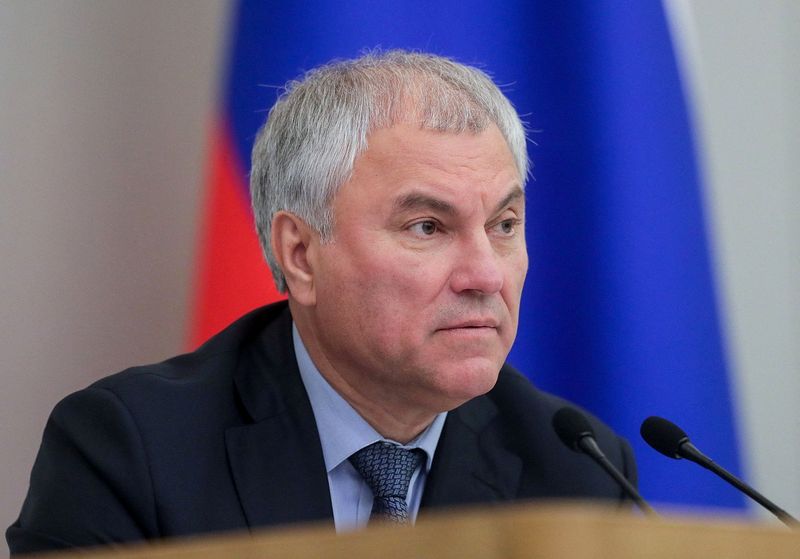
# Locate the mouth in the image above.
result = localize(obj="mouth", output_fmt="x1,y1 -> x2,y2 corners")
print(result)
437,319 -> 500,331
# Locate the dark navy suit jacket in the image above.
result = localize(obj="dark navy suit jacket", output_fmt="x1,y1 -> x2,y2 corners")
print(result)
8,301 -> 637,555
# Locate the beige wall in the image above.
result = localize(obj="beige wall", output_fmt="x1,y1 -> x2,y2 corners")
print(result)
0,2 -> 227,555
667,0 -> 800,520
0,2 -> 797,556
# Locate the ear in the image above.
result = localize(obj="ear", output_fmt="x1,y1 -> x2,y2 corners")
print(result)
270,211 -> 317,306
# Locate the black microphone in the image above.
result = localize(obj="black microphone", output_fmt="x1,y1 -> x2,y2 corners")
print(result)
641,416 -> 797,527
553,407 -> 656,515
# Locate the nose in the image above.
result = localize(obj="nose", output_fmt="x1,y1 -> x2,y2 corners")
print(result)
448,233 -> 504,295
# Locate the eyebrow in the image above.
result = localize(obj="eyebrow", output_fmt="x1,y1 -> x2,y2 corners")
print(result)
492,186 -> 525,215
392,192 -> 457,216
392,185 -> 524,217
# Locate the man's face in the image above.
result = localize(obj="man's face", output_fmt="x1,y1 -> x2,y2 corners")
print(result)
307,123 -> 528,415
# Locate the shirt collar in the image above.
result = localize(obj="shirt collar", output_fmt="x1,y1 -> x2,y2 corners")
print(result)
292,323 -> 446,474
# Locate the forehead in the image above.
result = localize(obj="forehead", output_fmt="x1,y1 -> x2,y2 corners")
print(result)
364,122 -> 515,169
347,123 -> 521,201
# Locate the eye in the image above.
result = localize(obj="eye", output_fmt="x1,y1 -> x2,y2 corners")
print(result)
409,220 -> 439,237
493,218 -> 521,236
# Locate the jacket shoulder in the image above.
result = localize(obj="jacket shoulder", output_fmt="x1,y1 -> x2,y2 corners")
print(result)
484,363 -> 638,499
91,300 -> 291,393
7,302 -> 292,555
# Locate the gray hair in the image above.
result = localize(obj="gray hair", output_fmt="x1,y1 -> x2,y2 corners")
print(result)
250,50 -> 529,292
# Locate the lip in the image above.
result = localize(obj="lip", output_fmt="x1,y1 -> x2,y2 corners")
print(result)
438,319 -> 500,330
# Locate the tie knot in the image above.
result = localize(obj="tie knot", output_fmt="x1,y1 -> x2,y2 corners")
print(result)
349,441 -> 424,500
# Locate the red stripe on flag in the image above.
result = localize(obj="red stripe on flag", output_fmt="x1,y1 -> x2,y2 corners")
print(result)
188,119 -> 284,348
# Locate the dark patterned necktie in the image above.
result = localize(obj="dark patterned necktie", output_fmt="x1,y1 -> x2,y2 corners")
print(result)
348,441 -> 425,525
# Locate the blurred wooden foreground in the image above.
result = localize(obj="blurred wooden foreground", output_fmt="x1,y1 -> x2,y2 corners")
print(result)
33,503 -> 800,559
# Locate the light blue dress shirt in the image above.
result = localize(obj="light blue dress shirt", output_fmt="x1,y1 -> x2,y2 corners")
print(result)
292,324 -> 447,532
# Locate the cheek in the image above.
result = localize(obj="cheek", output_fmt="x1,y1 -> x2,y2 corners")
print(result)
348,243 -> 444,300
318,249 -> 438,338
353,266 -> 435,335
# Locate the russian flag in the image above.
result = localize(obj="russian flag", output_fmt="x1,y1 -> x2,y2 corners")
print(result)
189,1 -> 745,512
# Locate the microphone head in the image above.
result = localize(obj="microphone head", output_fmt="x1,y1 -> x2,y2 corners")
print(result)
640,416 -> 690,459
552,407 -> 595,451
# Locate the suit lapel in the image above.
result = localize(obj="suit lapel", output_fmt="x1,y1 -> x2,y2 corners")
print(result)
225,413 -> 332,528
225,304 -> 333,529
420,393 -> 522,511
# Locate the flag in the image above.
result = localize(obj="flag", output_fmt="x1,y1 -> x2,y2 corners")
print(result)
189,0 -> 745,511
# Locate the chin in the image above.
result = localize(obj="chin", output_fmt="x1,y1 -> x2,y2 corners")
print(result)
432,358 -> 502,409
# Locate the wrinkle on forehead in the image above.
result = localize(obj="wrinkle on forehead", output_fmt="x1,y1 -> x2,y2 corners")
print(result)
362,123 -> 520,184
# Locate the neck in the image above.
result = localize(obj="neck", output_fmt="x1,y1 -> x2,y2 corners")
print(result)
321,369 -> 435,444
291,303 -> 436,444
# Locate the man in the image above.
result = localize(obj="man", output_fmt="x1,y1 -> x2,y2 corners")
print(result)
8,51 -> 636,555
